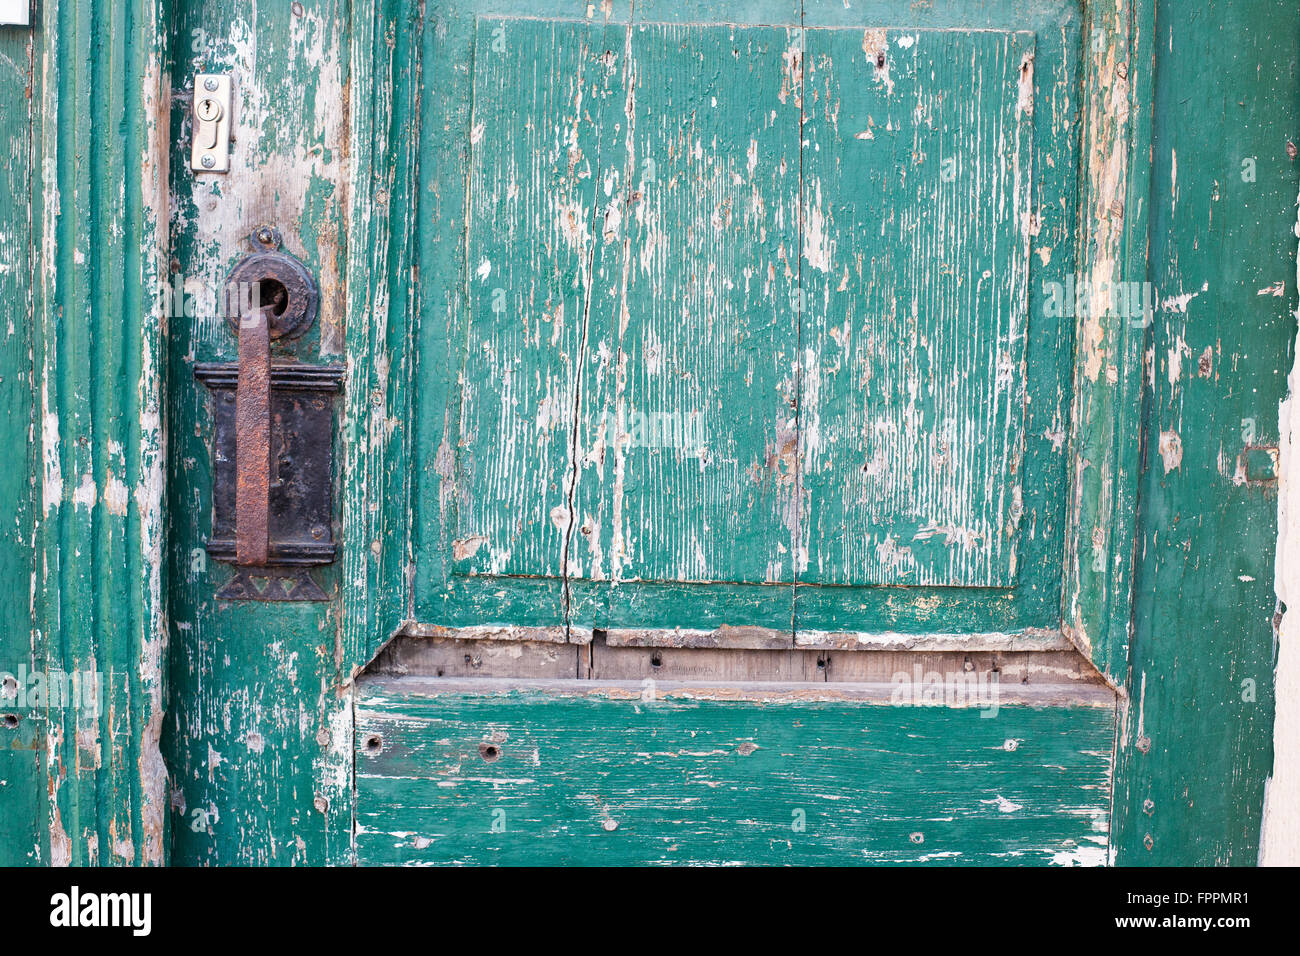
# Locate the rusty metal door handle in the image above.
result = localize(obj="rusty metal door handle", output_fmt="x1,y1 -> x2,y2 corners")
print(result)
223,227 -> 319,568
234,305 -> 273,565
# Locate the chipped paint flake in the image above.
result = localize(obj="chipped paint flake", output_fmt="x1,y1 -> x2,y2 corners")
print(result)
1158,430 -> 1184,473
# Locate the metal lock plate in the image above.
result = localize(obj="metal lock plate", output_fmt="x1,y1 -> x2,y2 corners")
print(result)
194,363 -> 344,600
194,228 -> 344,601
0,0 -> 30,27
191,73 -> 232,173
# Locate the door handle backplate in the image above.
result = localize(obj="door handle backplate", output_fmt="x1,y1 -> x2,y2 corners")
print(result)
194,227 -> 344,601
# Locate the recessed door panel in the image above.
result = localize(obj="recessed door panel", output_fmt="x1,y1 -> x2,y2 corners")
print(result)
413,1 -> 1080,637
800,28 -> 1036,587
454,17 -> 622,578
574,22 -> 803,586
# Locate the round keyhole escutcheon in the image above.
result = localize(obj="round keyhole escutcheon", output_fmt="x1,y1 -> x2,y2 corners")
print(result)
224,229 -> 319,341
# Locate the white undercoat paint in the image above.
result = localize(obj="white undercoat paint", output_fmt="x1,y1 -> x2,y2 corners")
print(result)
1261,198 -> 1300,866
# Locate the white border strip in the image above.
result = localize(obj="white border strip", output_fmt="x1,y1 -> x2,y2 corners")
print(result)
1261,196 -> 1300,866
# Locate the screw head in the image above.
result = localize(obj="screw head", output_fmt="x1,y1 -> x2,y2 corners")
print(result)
203,77 -> 218,91
255,227 -> 275,245
200,154 -> 215,169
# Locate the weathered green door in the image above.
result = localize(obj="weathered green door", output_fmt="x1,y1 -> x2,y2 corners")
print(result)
4,0 -> 1295,867
167,0 -> 1127,866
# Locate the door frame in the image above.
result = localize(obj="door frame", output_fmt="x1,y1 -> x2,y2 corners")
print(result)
16,0 -> 1295,867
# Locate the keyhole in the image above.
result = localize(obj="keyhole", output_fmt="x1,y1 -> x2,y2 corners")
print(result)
254,278 -> 289,318
196,97 -> 223,123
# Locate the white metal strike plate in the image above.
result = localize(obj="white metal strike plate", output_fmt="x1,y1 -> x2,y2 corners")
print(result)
0,0 -> 31,27
191,74 -> 232,173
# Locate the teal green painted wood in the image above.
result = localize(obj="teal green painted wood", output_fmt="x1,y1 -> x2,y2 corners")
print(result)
164,0 -> 354,865
406,2 -> 636,646
355,682 -> 1115,866
1111,0 -> 1299,865
1059,0 -> 1154,687
795,0 -> 1082,639
800,27 -> 1035,589
0,709 -> 43,866
574,16 -> 806,635
340,0 -> 426,684
405,0 -> 1084,644
579,580 -> 795,637
29,0 -> 171,865
453,17 -> 622,585
0,20 -> 43,867
403,0 -> 483,651
575,21 -> 803,586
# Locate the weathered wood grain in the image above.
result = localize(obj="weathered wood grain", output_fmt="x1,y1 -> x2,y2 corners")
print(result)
370,634 -> 1104,687
29,0 -> 171,866
355,680 -> 1115,865
166,0 -> 353,865
455,17 -> 620,581
340,0 -> 426,691
408,2 -> 1081,646
794,0 -> 1081,639
574,21 -> 803,586
1111,0 -> 1299,865
800,28 -> 1035,588
0,19 -> 41,866
1059,0 -> 1153,687
411,2 -> 637,644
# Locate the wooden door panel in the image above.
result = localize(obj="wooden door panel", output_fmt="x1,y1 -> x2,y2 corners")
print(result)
455,17 -> 621,579
409,0 -> 1079,640
354,681 -> 1115,866
451,23 -> 1037,591
451,17 -> 804,588
576,22 -> 803,586
800,28 -> 1035,588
